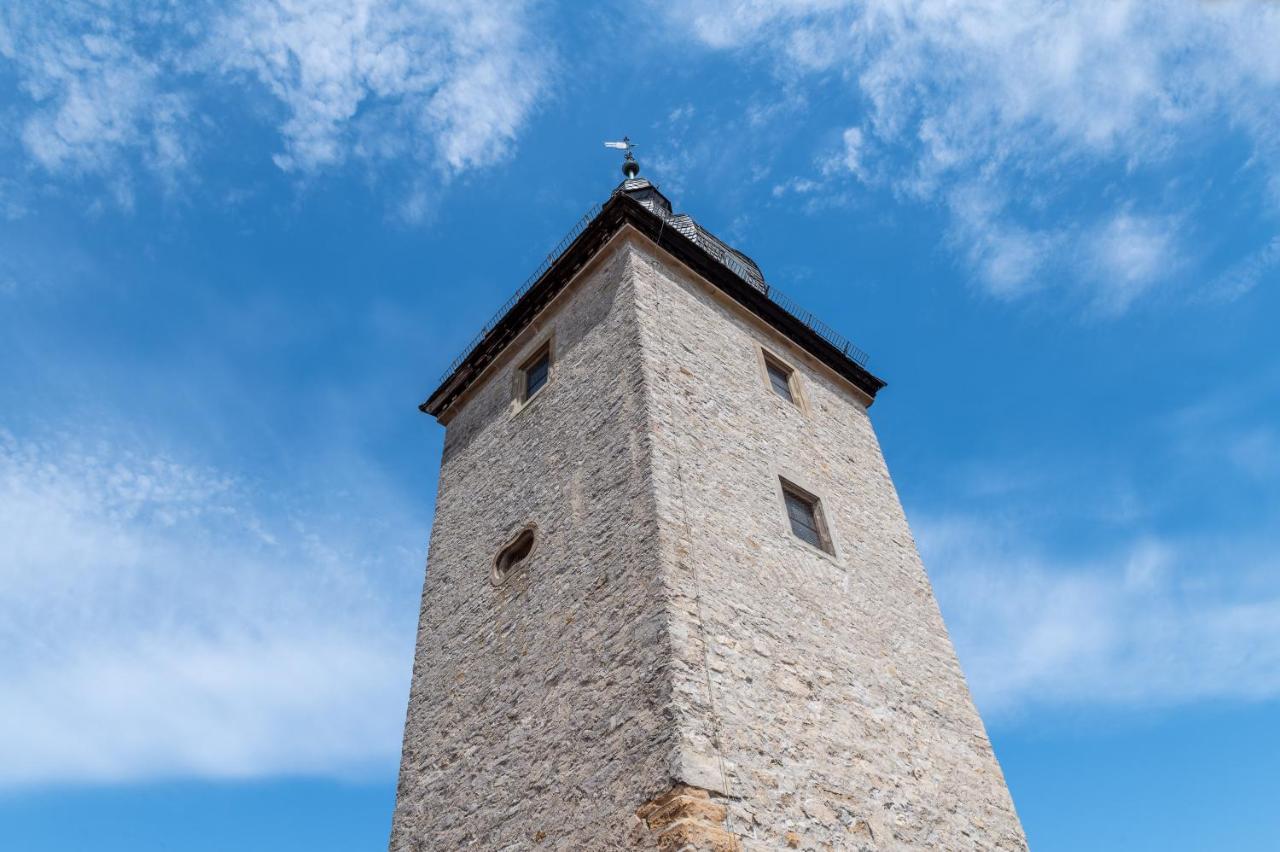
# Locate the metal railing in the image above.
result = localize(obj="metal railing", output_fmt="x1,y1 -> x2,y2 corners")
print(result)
436,202 -> 871,386
765,286 -> 870,367
437,204 -> 602,384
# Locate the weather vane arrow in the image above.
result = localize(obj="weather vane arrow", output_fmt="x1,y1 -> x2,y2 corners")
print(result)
604,136 -> 640,178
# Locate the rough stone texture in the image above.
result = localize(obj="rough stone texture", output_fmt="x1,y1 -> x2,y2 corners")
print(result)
636,785 -> 742,851
391,229 -> 1027,850
390,236 -> 676,850
628,237 -> 1027,851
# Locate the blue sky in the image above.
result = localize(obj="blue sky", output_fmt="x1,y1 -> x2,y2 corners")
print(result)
1,1 -> 1278,849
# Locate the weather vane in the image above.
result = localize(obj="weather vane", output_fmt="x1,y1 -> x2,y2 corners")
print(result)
604,136 -> 640,178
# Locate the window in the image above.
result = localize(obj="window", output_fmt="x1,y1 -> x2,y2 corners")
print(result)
761,350 -> 798,406
766,358 -> 794,403
780,479 -> 833,554
521,345 -> 551,402
493,526 -> 536,585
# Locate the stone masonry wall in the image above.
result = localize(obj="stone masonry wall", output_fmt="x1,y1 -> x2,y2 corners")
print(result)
391,230 -> 1026,850
629,238 -> 1028,851
390,237 -> 679,850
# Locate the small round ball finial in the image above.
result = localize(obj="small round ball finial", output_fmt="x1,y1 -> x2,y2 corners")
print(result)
622,151 -> 639,179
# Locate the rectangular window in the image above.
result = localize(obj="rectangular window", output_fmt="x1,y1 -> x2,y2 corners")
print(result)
766,360 -> 793,402
522,347 -> 550,401
762,351 -> 797,405
781,479 -> 833,554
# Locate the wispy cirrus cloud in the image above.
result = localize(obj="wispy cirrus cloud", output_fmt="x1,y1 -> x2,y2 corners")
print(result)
208,0 -> 549,175
0,427 -> 422,786
920,515 -> 1280,717
0,0 -> 551,213
944,188 -> 1181,313
1204,234 -> 1280,302
1084,211 -> 1182,316
0,2 -> 199,207
913,369 -> 1280,718
662,0 -> 1280,311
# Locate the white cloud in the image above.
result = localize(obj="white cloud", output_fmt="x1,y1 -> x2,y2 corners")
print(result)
723,0 -> 1279,173
1225,427 -> 1280,479
1162,368 -> 1280,487
1085,212 -> 1179,315
0,3 -> 197,200
0,427 -> 422,786
665,0 -> 1280,310
945,181 -> 1060,297
668,103 -> 696,125
0,0 -> 550,205
821,126 -> 867,183
943,197 -> 1180,311
209,0 -> 549,174
1204,234 -> 1280,302
771,177 -> 819,198
0,176 -> 25,220
919,515 -> 1280,717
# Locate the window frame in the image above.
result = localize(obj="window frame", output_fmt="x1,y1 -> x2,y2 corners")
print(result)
777,477 -> 836,557
524,349 -> 550,399
758,347 -> 804,411
514,337 -> 554,409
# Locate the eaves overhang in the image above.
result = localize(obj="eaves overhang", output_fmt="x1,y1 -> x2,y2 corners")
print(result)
420,192 -> 886,420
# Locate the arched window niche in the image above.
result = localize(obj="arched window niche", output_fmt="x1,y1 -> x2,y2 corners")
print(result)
492,525 -> 537,586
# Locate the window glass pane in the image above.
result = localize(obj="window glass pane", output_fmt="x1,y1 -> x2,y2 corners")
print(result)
789,515 -> 822,549
784,492 -> 811,525
766,360 -> 794,403
784,490 -> 822,549
525,353 -> 549,398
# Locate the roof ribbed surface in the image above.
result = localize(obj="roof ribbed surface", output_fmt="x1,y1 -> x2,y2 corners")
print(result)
665,213 -> 767,293
613,178 -> 767,293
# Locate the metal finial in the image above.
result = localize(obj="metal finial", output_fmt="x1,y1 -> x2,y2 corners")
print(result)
604,136 -> 640,178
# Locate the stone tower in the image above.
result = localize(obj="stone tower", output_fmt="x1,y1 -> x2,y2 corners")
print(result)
390,164 -> 1027,851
